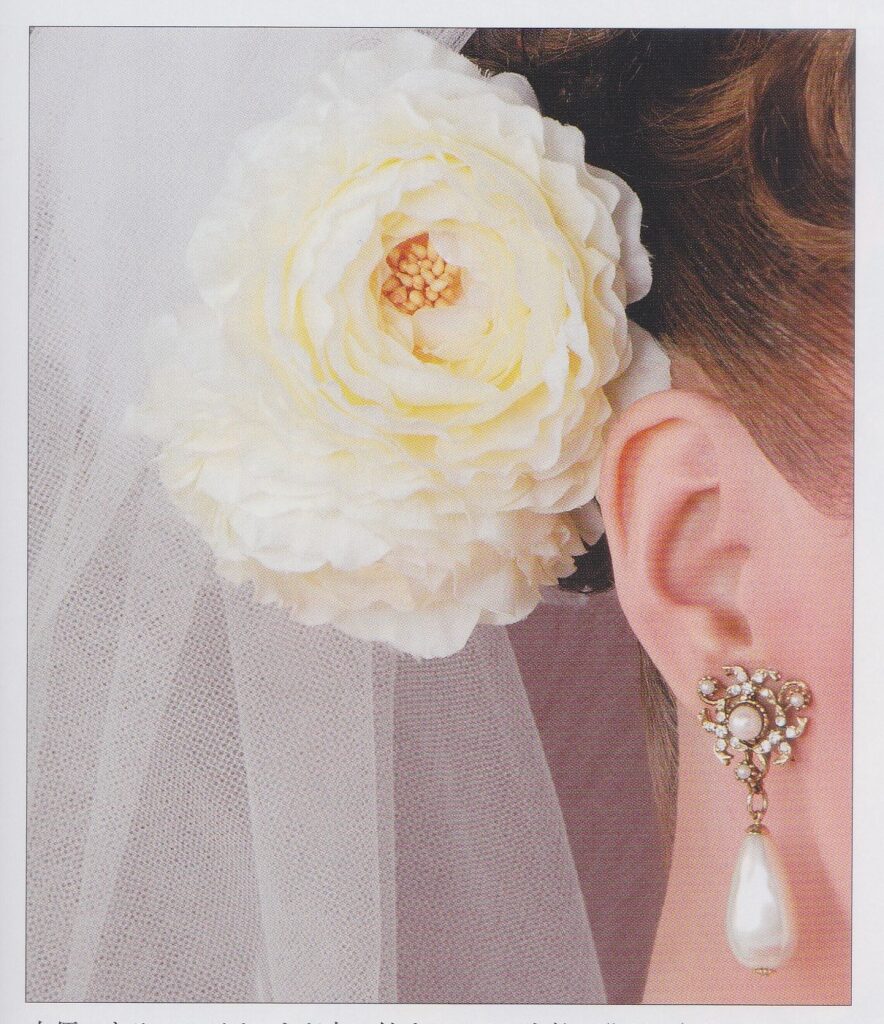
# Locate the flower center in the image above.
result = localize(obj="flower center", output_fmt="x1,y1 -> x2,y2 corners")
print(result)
381,233 -> 462,314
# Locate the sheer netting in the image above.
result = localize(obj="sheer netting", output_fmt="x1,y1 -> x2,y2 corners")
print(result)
28,26 -> 662,1004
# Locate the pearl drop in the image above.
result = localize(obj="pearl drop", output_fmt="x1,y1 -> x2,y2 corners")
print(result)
726,831 -> 796,972
728,703 -> 763,742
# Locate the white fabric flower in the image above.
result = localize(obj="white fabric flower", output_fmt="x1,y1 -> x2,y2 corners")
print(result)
135,30 -> 667,658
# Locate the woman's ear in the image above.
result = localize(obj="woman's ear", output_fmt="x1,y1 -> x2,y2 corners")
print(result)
598,389 -> 774,705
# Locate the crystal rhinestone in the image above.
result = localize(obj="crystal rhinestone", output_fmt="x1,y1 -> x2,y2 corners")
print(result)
716,712 -> 727,723
775,716 -> 787,727
703,721 -> 716,732
716,739 -> 728,751
789,694 -> 805,708
759,688 -> 773,700
734,668 -> 749,682
779,741 -> 792,755
760,740 -> 772,753
785,726 -> 797,739
741,683 -> 754,695
769,731 -> 782,744
699,680 -> 716,696
736,765 -> 752,780
728,685 -> 741,696
715,725 -> 728,738
751,671 -> 766,683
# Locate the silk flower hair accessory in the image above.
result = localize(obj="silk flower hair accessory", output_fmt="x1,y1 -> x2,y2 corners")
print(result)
133,30 -> 670,658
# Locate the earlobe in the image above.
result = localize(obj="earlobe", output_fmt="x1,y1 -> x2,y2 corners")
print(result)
599,389 -> 756,698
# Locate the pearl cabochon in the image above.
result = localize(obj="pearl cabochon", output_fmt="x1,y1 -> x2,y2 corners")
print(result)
726,831 -> 796,971
728,703 -> 764,742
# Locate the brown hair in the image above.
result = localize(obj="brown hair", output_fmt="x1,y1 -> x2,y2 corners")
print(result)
464,29 -> 855,841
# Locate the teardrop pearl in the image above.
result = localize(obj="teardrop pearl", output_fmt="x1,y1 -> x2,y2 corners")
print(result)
726,830 -> 796,972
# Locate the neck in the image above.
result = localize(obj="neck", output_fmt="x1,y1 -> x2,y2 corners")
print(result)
643,701 -> 851,1004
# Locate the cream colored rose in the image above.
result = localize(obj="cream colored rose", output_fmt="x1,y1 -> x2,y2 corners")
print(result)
135,30 -> 662,658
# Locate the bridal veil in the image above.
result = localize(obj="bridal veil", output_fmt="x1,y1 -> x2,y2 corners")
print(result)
28,26 -> 658,1003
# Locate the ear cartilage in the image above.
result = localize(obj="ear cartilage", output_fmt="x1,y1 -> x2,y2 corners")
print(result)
696,666 -> 812,975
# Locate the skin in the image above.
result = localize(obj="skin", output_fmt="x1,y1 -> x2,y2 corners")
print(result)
598,357 -> 852,1004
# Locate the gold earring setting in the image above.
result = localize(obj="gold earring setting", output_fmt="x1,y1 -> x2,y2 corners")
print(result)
697,666 -> 812,975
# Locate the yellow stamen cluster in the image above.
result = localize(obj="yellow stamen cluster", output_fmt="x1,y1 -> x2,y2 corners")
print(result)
381,233 -> 462,314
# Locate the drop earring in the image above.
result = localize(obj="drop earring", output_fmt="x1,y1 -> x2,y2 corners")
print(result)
697,665 -> 812,975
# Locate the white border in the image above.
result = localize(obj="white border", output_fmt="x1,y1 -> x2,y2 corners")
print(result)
3,3 -> 883,1023
0,0 -> 872,28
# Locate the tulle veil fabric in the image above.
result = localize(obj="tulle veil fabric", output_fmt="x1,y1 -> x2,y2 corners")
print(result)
28,27 -> 609,1002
